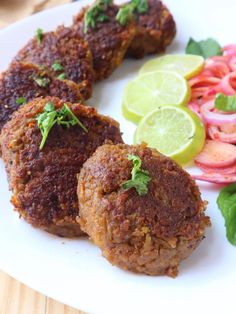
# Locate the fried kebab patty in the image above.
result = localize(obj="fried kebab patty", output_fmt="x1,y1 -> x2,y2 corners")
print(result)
126,0 -> 176,58
0,62 -> 84,134
73,3 -> 136,81
78,144 -> 210,276
1,97 -> 123,237
14,26 -> 94,100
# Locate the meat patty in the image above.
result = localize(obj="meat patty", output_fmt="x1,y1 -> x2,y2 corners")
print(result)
78,144 -> 210,276
73,2 -> 136,81
126,0 -> 176,58
14,26 -> 94,99
1,97 -> 123,237
0,62 -> 85,134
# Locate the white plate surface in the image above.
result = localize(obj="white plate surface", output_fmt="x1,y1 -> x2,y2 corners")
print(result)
0,1 -> 236,313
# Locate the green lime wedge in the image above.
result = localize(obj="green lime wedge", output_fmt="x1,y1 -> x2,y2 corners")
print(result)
134,105 -> 206,165
122,71 -> 191,123
139,54 -> 204,79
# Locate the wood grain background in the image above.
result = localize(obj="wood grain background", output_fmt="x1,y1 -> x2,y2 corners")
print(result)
0,271 -> 86,314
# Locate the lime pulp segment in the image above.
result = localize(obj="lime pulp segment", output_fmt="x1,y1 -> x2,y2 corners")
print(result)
122,71 -> 190,123
134,105 -> 206,165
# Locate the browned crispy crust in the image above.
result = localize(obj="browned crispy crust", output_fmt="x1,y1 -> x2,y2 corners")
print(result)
14,26 -> 94,99
78,144 -> 210,276
126,0 -> 176,58
1,97 -> 123,237
73,4 -> 136,81
0,62 -> 85,134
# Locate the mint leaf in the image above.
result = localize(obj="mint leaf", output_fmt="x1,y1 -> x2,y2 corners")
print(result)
217,183 -> 236,245
226,205 -> 236,245
122,154 -> 151,196
215,94 -> 236,112
186,37 -> 222,59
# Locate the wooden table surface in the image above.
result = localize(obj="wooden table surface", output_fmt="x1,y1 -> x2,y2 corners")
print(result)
0,271 -> 86,314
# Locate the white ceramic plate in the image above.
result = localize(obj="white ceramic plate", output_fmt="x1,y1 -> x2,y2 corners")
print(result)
0,1 -> 236,313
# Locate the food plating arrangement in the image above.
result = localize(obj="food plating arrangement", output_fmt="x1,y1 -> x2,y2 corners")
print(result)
0,0 -> 235,283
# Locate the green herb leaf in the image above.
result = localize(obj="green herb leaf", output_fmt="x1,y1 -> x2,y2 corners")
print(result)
36,28 -> 43,45
44,102 -> 55,112
51,61 -> 64,72
36,103 -> 57,149
36,102 -> 88,150
116,4 -> 134,26
34,77 -> 50,88
217,183 -> 236,245
116,0 -> 148,26
132,0 -> 148,13
84,0 -> 112,33
16,97 -> 26,105
57,104 -> 88,132
185,37 -> 222,59
122,154 -> 151,196
214,93 -> 236,112
57,73 -> 66,80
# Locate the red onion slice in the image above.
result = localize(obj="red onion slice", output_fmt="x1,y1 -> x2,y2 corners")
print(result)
208,125 -> 236,143
200,100 -> 236,125
195,139 -> 236,168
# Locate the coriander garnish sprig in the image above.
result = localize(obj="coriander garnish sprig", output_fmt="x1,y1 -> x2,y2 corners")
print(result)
16,97 -> 27,105
84,0 -> 112,33
51,61 -> 64,72
122,154 -> 151,196
36,102 -> 88,150
116,3 -> 134,26
36,28 -> 43,45
34,76 -> 50,88
51,61 -> 66,80
116,0 -> 148,26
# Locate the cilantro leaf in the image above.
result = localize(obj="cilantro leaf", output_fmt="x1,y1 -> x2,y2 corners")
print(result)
185,37 -> 222,59
36,104 -> 57,149
217,183 -> 236,245
34,77 -> 50,88
116,4 -> 134,26
122,154 -> 151,196
214,93 -> 236,112
16,97 -> 26,105
36,28 -> 43,45
116,0 -> 148,26
51,61 -> 64,72
36,102 -> 88,150
57,73 -> 66,80
132,0 -> 148,13
57,104 -> 88,132
84,0 -> 112,33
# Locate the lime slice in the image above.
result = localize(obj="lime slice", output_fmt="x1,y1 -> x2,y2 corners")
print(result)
122,71 -> 190,123
139,54 -> 204,79
134,105 -> 206,165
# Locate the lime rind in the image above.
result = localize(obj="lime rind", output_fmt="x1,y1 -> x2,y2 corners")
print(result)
134,105 -> 206,165
139,54 -> 204,79
122,71 -> 191,124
